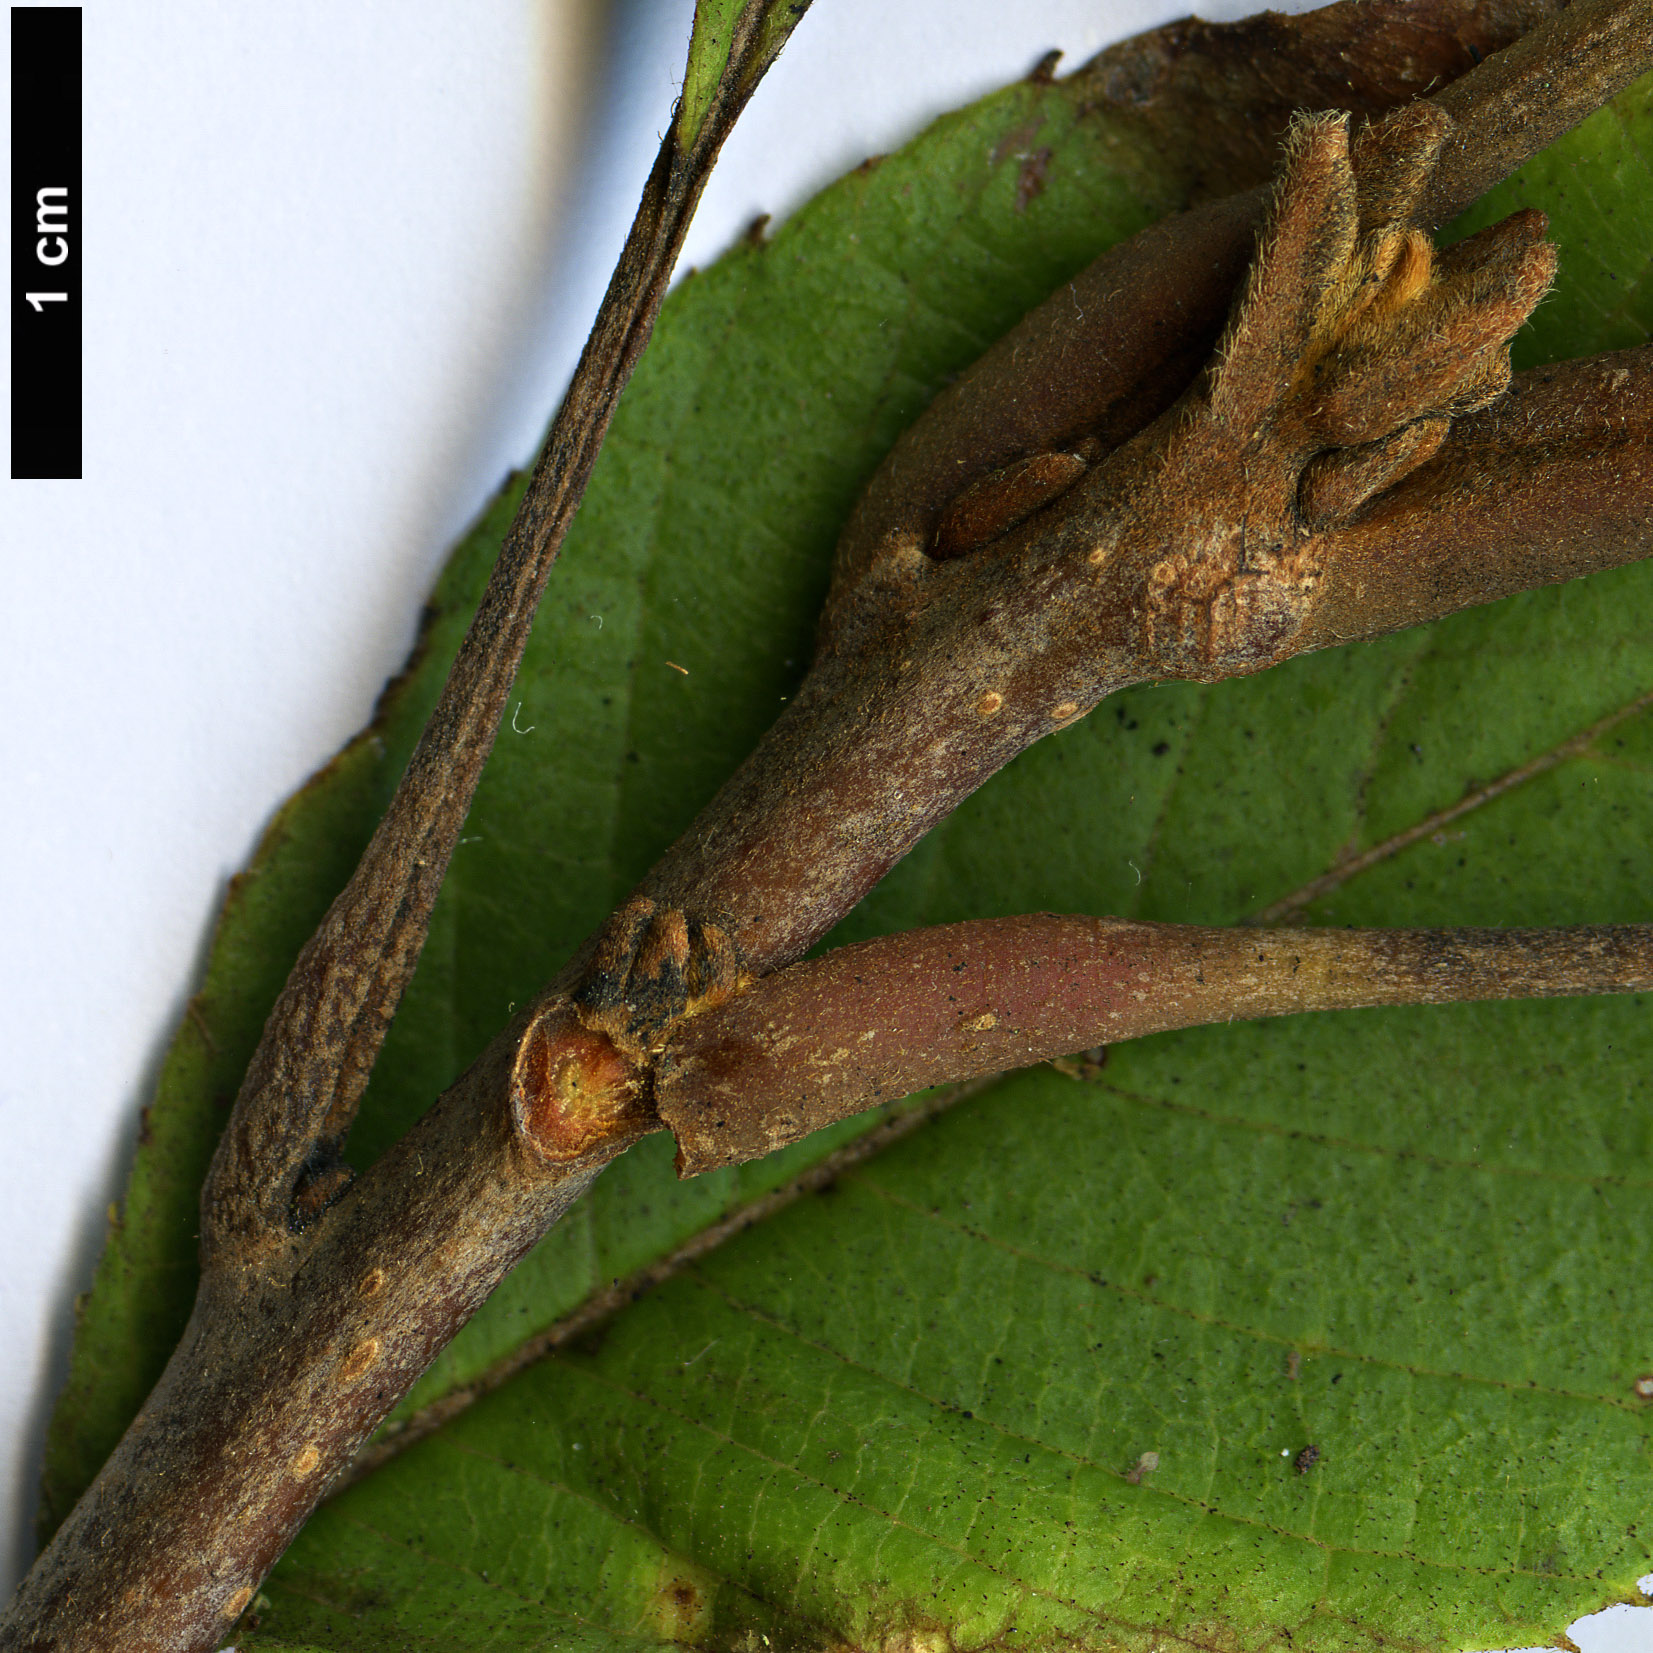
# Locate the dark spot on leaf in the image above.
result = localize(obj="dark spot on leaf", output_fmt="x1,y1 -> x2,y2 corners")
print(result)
1016,146 -> 1054,212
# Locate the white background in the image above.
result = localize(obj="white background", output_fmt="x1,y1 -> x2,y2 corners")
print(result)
2,3 -> 1649,1646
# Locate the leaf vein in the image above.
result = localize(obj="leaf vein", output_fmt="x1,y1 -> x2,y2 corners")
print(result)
846,1175 -> 1637,1411
1247,685 -> 1653,923
552,1304 -> 1610,1591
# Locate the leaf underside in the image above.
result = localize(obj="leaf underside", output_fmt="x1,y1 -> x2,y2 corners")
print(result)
45,21 -> 1653,1653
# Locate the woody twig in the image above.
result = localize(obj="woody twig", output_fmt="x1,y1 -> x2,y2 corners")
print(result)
7,4 -> 1652,1649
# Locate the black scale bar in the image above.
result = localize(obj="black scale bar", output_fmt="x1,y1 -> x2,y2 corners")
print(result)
11,6 -> 81,479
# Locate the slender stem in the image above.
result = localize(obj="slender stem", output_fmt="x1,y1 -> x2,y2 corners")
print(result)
658,917 -> 1653,1174
202,0 -> 802,1262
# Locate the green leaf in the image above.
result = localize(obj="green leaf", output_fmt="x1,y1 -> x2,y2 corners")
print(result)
48,27 -> 1653,1653
679,1 -> 745,149
678,2 -> 813,152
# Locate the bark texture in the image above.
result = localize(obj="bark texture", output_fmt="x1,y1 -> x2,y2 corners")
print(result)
659,919 -> 1653,1173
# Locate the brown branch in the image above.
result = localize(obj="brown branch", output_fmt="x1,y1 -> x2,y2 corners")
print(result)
2,7 -> 812,1650
1298,348 -> 1653,650
4,1001 -> 657,1653
829,0 -> 1651,607
658,916 -> 1653,1175
625,61 -> 1653,982
1422,0 -> 1653,225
